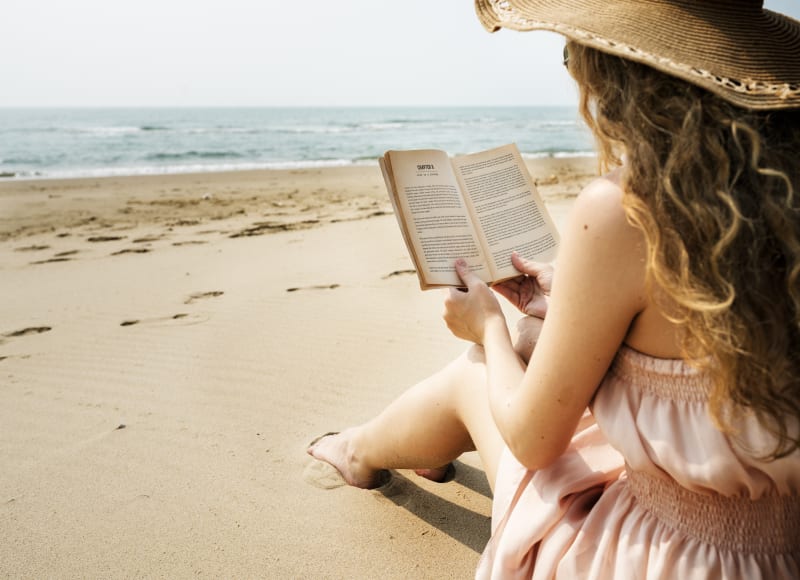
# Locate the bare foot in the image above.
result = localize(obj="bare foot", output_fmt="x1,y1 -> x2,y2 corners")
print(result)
307,430 -> 389,489
414,463 -> 455,483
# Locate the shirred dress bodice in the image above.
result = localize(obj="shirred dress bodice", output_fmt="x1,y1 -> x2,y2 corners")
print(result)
477,346 -> 800,579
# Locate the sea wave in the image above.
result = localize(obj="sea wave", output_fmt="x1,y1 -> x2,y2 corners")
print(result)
522,151 -> 596,159
145,150 -> 246,161
82,126 -> 142,136
267,119 -> 481,134
0,158 -> 375,180
362,122 -> 407,131
1,155 -> 44,165
536,120 -> 582,127
270,124 -> 358,135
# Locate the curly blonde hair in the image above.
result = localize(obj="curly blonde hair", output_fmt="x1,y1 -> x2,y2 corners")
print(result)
567,41 -> 800,459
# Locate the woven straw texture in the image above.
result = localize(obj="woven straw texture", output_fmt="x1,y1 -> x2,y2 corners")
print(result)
475,0 -> 800,110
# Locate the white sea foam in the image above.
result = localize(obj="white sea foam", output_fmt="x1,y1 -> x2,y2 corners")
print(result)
272,125 -> 355,134
5,158 -> 375,180
362,122 -> 406,131
522,151 -> 596,160
537,120 -> 582,127
83,126 -> 142,136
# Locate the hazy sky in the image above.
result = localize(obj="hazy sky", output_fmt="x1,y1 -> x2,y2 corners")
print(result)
3,0 -> 799,107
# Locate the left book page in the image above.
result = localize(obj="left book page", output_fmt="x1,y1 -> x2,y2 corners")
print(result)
379,149 -> 493,288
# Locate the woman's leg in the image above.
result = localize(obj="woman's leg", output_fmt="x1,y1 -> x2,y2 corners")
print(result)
307,315 -> 544,491
308,344 -> 505,490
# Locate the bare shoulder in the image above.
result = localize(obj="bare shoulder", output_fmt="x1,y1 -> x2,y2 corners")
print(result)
572,172 -> 627,225
566,172 -> 641,250
554,171 -> 648,313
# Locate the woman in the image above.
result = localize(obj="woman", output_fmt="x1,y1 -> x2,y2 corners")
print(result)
309,0 -> 800,577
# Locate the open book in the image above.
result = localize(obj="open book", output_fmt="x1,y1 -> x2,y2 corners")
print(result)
379,143 -> 560,289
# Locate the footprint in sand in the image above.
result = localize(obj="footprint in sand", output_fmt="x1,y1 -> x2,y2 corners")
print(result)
285,284 -> 340,293
382,269 -> 417,279
14,245 -> 50,252
119,312 -> 209,328
230,219 -> 320,238
4,326 -> 52,338
302,460 -> 349,490
1,326 -> 52,348
184,290 -> 224,304
132,235 -> 164,243
32,250 -> 80,265
30,257 -> 72,265
87,235 -> 126,242
111,248 -> 151,256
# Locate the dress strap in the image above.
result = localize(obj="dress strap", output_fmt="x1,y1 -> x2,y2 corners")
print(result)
625,465 -> 800,554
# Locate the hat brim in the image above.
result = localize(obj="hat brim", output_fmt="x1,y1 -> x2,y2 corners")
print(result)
475,0 -> 800,110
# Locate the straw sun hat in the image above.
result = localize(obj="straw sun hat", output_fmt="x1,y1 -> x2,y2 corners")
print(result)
475,0 -> 800,110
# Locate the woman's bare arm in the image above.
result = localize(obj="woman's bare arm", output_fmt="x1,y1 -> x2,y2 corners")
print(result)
483,177 -> 647,470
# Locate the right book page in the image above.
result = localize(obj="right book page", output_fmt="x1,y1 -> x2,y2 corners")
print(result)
451,143 -> 560,282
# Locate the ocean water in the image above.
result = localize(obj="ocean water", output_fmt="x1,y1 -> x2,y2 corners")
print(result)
0,107 -> 594,180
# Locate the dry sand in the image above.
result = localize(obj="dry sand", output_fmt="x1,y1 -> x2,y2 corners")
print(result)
0,158 -> 596,579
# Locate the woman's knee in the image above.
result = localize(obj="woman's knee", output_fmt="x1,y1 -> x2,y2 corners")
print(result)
512,315 -> 544,364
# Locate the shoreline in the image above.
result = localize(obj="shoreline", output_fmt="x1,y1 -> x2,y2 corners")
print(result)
0,153 -> 596,183
0,157 -> 597,243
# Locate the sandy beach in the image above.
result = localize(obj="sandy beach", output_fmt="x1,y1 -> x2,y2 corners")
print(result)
0,157 -> 595,578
